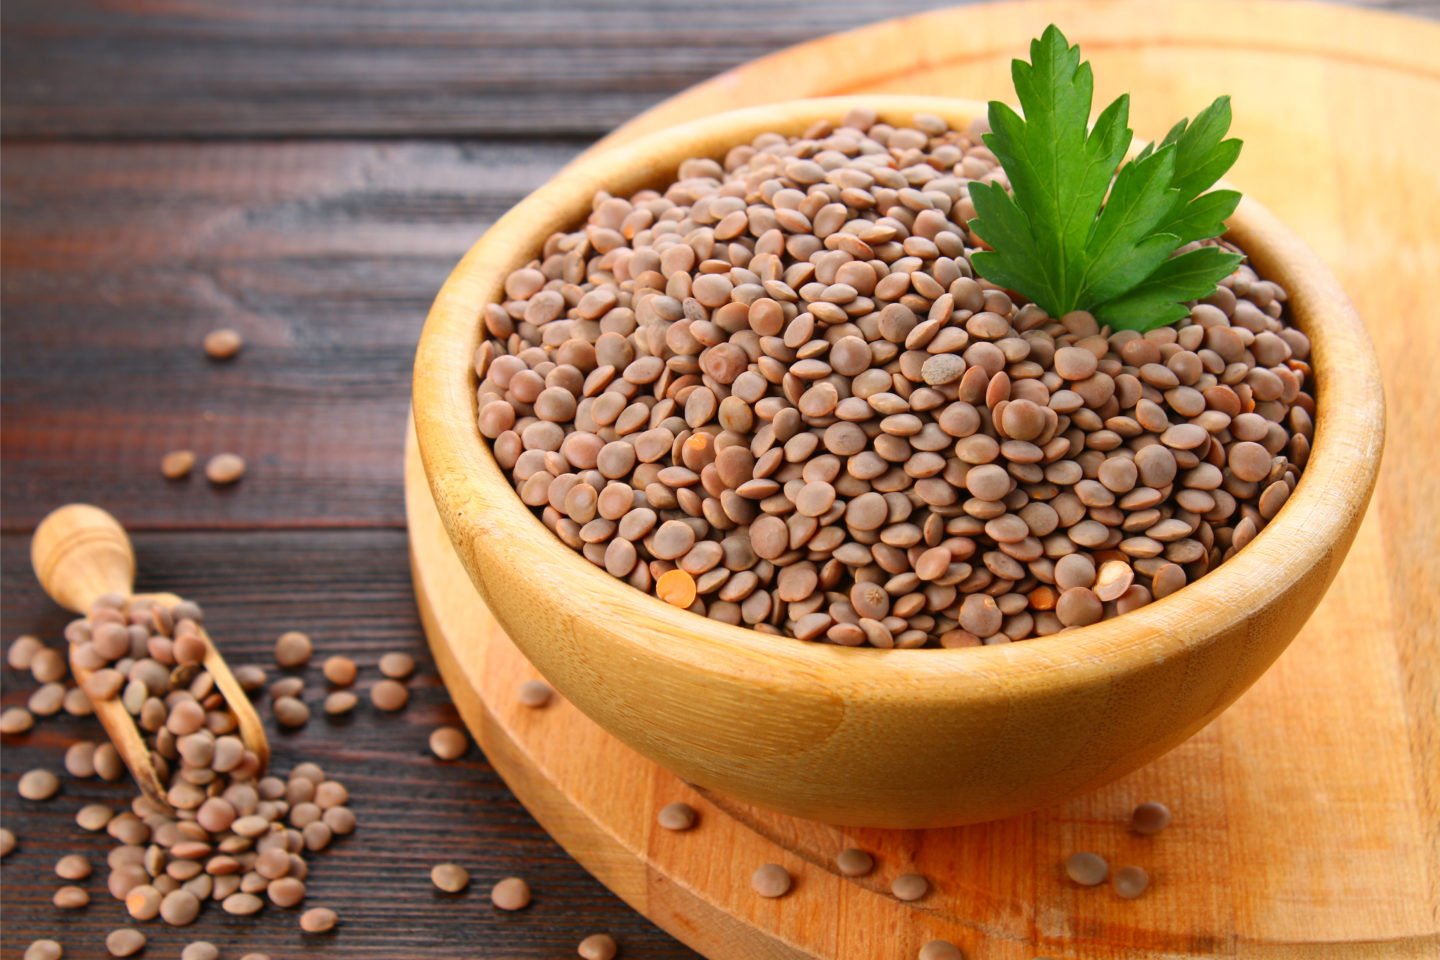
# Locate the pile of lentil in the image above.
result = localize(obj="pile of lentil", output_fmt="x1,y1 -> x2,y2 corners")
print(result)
472,107 -> 1314,647
8,594 -> 354,948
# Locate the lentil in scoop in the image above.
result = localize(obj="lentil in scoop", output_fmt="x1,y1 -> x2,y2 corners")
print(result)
473,109 -> 1313,647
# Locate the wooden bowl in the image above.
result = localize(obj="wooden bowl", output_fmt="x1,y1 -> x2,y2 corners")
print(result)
413,96 -> 1384,828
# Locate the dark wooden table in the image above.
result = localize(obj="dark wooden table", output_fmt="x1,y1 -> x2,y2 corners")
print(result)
2,1 -> 1433,957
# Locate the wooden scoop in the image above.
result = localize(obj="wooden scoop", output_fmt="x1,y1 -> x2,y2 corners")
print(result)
31,504 -> 269,807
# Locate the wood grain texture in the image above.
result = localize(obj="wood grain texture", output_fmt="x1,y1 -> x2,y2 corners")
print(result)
2,0 -> 1433,139
1,140 -> 572,531
0,529 -> 701,959
405,1 -> 1437,956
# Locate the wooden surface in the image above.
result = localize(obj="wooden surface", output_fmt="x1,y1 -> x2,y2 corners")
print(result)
3,0 -> 1437,957
413,92 -> 1384,829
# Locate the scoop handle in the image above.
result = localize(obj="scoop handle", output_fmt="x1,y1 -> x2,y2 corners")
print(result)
32,504 -> 138,614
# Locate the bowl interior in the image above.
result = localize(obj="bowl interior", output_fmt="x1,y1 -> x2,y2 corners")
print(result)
413,94 -> 1384,695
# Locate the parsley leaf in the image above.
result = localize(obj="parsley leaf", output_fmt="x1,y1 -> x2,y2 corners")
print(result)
968,25 -> 1243,331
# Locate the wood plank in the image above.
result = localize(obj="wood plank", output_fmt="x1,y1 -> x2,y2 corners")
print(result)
2,0 -> 1432,139
0,140 -> 573,531
0,528 -> 701,959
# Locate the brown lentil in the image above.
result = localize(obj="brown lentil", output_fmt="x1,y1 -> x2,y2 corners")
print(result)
578,933 -> 619,960
919,942 -> 964,960
18,768 -> 60,800
31,648 -> 67,683
204,453 -> 246,486
322,656 -> 357,686
274,631 -> 313,668
1,827 -> 15,857
274,695 -> 310,727
751,863 -> 792,898
429,725 -> 469,760
203,328 -> 243,360
892,872 -> 929,901
106,929 -> 147,958
77,804 -> 114,831
835,848 -> 874,877
1,706 -> 35,733
1066,851 -> 1108,886
25,941 -> 62,960
300,906 -> 339,932
1131,801 -> 1172,835
370,679 -> 409,712
53,885 -> 90,908
431,862 -> 471,893
162,450 -> 197,480
490,877 -> 532,911
324,690 -> 358,715
657,801 -> 697,831
1113,864 -> 1151,899
378,651 -> 415,679
55,853 -> 92,880
182,942 -> 221,960
517,679 -> 554,708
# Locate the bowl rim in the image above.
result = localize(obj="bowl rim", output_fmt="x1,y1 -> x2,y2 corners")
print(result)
414,94 -> 1384,696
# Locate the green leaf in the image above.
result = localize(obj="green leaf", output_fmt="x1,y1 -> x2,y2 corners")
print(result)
1093,246 -> 1244,331
966,26 -> 1244,329
1077,143 -> 1179,304
969,24 -> 1131,316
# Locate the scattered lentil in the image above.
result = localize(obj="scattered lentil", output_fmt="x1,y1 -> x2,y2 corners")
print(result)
182,942 -> 220,960
919,941 -> 964,960
1066,851 -> 1109,886
370,679 -> 409,712
835,848 -> 874,877
106,929 -> 146,958
578,933 -> 619,960
429,726 -> 468,760
751,863 -> 792,898
9,635 -> 45,669
300,907 -> 339,932
76,804 -> 113,831
1113,864 -> 1150,899
322,655 -> 357,686
162,450 -> 197,480
18,768 -> 60,800
274,631 -> 313,668
892,872 -> 929,901
31,648 -> 67,683
1,827 -> 16,857
378,651 -> 415,679
274,695 -> 311,727
656,801 -> 697,831
491,877 -> 532,911
431,863 -> 471,893
1,706 -> 35,733
53,885 -> 90,909
203,328 -> 244,360
1130,801 -> 1172,835
55,854 -> 92,880
517,679 -> 554,708
323,690 -> 358,715
205,453 -> 246,486
25,941 -> 63,960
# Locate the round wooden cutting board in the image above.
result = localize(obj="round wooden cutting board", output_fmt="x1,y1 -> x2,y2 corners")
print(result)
407,2 -> 1440,956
